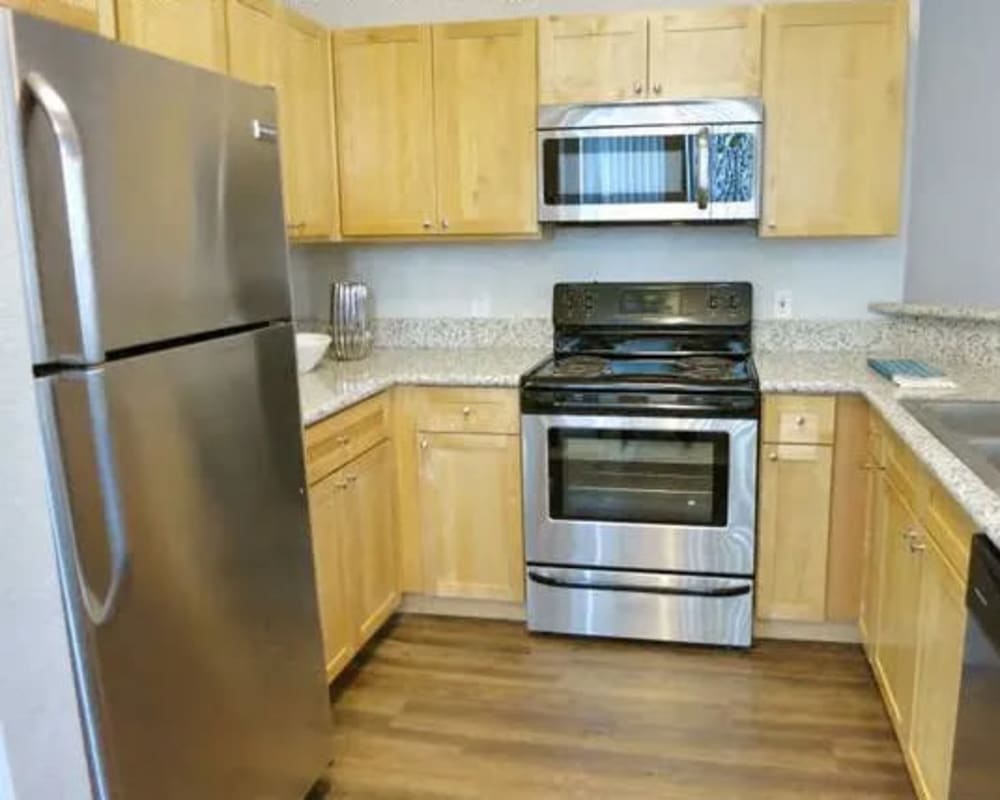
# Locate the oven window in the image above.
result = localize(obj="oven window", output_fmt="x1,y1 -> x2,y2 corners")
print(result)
543,135 -> 689,205
548,429 -> 729,526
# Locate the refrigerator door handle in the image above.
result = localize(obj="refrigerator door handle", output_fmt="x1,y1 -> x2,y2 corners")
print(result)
41,371 -> 131,627
21,71 -> 103,363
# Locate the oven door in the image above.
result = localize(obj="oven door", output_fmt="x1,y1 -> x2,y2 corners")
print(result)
538,124 -> 760,223
522,414 -> 758,575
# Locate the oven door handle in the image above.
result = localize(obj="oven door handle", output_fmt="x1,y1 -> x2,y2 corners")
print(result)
527,571 -> 751,598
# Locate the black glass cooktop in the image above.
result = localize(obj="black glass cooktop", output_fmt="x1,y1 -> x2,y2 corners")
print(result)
524,354 -> 757,392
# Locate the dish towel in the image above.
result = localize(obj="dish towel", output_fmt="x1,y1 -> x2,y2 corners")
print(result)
867,358 -> 958,390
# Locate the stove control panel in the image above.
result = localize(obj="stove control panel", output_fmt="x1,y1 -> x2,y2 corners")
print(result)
554,282 -> 752,327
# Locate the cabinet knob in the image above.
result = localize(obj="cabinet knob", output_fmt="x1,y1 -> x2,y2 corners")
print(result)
422,220 -> 433,230
652,83 -> 663,95
795,415 -> 806,427
420,439 -> 428,449
633,81 -> 644,95
333,479 -> 348,490
768,452 -> 778,462
909,536 -> 927,554
441,218 -> 450,230
335,435 -> 351,446
462,406 -> 472,416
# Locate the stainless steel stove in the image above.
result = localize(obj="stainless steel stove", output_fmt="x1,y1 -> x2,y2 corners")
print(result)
520,282 -> 760,648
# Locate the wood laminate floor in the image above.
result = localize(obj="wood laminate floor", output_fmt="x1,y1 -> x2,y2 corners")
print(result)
324,615 -> 914,799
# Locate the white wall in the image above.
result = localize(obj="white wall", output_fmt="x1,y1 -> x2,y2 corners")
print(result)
0,40 -> 93,800
287,0 -> 913,322
903,0 -> 1000,308
292,226 -> 904,320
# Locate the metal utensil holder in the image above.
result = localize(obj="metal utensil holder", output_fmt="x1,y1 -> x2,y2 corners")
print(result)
329,281 -> 374,360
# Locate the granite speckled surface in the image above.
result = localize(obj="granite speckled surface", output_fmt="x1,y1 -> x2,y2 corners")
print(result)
871,302 -> 1000,323
299,347 -> 548,426
757,352 -> 1000,547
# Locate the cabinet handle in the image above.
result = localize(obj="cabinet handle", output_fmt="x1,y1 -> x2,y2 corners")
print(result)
767,452 -> 778,462
633,81 -> 644,95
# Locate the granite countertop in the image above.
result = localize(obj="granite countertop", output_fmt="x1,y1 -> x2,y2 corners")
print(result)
757,352 -> 1000,546
870,301 -> 1000,323
299,347 -> 549,426
299,346 -> 1000,547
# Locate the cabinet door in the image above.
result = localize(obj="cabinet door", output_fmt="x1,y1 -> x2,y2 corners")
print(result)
648,7 -> 761,99
308,470 -> 356,682
432,20 -> 538,236
538,14 -> 648,104
344,440 -> 399,644
761,1 -> 907,237
334,26 -> 436,236
908,535 -> 966,800
756,443 -> 833,622
859,468 -> 888,654
419,433 -> 524,603
4,0 -> 115,34
277,9 -> 338,240
226,0 -> 276,86
874,484 -> 923,737
116,0 -> 227,72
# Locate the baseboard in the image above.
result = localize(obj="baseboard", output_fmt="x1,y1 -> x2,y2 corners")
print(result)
754,619 -> 861,644
400,594 -> 526,621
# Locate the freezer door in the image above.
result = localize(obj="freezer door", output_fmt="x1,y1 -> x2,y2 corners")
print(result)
37,324 -> 331,800
8,12 -> 290,364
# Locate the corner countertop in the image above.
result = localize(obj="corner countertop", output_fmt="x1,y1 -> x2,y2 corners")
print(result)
299,347 -> 549,427
299,347 -> 1000,548
756,352 -> 1000,547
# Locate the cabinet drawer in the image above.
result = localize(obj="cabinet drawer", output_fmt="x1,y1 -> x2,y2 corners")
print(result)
926,484 -> 975,582
763,395 -> 836,444
305,392 -> 391,484
416,388 -> 519,434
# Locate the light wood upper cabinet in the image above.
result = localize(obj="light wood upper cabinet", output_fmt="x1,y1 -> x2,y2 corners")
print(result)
116,0 -> 227,72
226,0 -> 276,86
873,482 -> 923,737
761,0 -> 908,237
538,13 -> 648,104
757,443 -> 834,622
308,468 -> 356,682
277,9 -> 338,240
432,20 -> 538,236
648,7 -> 762,99
4,0 -> 116,34
334,26 -> 436,236
908,535 -> 966,800
418,432 -> 524,603
342,439 -> 400,642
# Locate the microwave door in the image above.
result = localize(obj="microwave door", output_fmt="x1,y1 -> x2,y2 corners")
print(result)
539,126 -> 711,223
706,124 -> 763,222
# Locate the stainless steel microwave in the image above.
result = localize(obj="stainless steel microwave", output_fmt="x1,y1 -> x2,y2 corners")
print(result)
538,99 -> 763,224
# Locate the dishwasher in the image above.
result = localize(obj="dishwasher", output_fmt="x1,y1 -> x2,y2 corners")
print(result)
950,534 -> 1000,798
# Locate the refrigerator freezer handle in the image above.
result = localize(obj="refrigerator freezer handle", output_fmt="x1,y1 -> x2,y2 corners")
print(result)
38,373 -> 130,627
21,71 -> 103,363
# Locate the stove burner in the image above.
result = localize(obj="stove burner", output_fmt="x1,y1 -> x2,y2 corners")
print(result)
677,356 -> 744,381
552,355 -> 608,377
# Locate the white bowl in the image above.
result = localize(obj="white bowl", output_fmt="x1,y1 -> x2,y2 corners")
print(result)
295,333 -> 331,374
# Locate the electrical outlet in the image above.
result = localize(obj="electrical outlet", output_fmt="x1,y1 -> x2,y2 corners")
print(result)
774,290 -> 793,319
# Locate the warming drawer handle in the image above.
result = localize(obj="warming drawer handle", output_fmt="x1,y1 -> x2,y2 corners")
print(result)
528,571 -> 750,598
21,71 -> 102,363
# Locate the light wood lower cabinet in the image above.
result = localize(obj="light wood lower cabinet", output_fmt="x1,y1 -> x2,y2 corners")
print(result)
858,418 -> 887,653
757,443 -> 833,622
417,432 -> 524,603
873,479 -> 923,735
908,534 -> 966,800
306,401 -> 399,683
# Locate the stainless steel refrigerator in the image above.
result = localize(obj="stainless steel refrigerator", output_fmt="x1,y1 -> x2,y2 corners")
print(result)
1,11 -> 333,799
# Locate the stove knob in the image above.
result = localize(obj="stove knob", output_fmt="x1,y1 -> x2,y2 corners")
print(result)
729,294 -> 741,309
708,296 -> 720,311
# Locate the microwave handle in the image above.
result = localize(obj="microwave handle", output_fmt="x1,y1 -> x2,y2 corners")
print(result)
695,127 -> 710,211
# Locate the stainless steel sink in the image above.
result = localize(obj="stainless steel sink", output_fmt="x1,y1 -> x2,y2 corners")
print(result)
901,399 -> 1000,492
